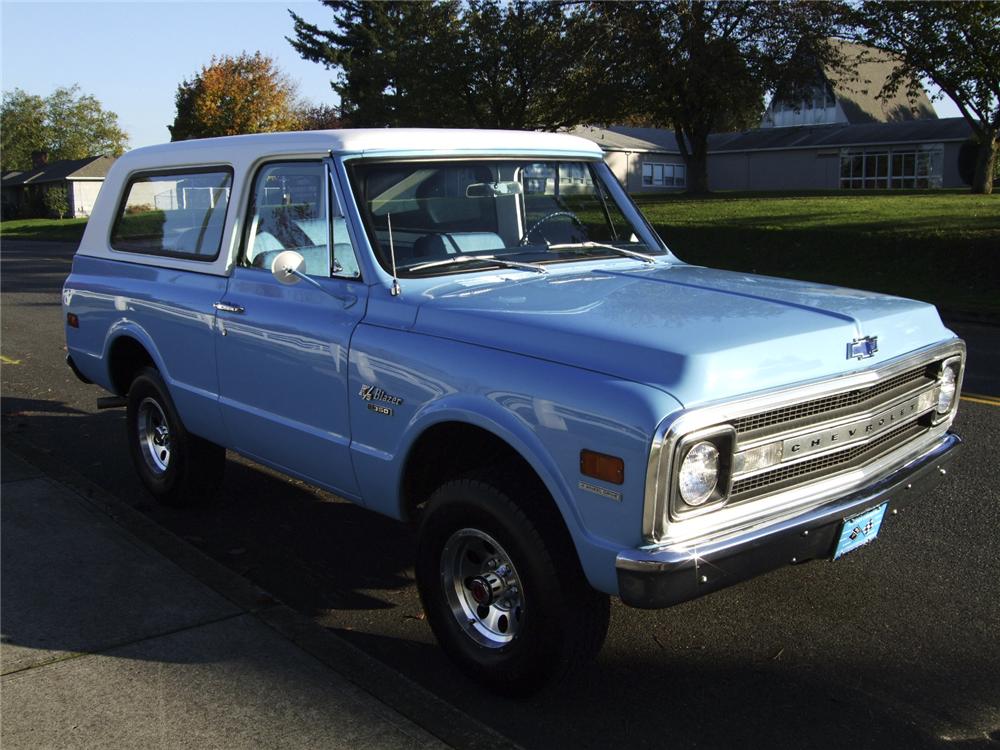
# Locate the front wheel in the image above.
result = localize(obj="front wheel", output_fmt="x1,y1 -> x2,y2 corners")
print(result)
415,473 -> 610,696
126,367 -> 224,507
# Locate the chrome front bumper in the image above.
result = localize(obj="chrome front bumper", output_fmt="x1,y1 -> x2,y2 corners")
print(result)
616,431 -> 962,609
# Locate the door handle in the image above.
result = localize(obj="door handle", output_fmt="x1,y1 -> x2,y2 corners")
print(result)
213,301 -> 245,314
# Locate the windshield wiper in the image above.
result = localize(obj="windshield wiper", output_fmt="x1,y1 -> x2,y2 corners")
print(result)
405,254 -> 548,275
547,241 -> 658,265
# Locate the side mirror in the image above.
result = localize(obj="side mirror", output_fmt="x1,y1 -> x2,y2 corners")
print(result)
271,250 -> 306,285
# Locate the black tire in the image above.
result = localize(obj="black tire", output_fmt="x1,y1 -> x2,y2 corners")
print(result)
415,470 -> 610,696
126,366 -> 224,507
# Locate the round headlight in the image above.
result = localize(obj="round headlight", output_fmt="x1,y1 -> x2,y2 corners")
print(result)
678,441 -> 720,506
937,364 -> 958,414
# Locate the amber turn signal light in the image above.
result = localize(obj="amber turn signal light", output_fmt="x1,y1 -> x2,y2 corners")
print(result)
580,450 -> 624,485
66,312 -> 79,328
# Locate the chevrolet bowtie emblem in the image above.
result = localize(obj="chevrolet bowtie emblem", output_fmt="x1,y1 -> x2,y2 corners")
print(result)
847,335 -> 878,360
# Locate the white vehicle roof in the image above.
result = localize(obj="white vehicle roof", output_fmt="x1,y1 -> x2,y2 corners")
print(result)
77,128 -> 603,276
120,128 -> 602,165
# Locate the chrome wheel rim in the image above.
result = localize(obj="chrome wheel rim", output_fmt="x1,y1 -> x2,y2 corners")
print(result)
137,397 -> 171,475
441,528 -> 524,648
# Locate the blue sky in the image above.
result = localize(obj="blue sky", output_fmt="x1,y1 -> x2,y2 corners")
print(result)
2,0 -> 963,151
1,1 -> 339,147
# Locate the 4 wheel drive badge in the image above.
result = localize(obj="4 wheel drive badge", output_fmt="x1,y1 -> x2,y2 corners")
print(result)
359,385 -> 403,416
847,335 -> 879,360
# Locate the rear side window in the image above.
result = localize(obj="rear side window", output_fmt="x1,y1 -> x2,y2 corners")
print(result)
110,168 -> 233,259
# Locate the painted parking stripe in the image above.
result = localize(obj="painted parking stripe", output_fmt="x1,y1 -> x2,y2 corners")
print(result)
1,355 -> 22,365
961,393 -> 1000,407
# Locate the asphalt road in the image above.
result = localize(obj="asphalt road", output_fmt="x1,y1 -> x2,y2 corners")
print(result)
3,238 -> 999,750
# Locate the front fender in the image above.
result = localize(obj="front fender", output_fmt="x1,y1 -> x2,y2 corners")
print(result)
347,325 -> 681,595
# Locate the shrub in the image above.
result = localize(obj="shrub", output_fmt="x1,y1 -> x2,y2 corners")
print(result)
43,185 -> 69,219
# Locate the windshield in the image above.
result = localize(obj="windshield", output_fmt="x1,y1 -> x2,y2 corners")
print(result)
347,158 -> 666,277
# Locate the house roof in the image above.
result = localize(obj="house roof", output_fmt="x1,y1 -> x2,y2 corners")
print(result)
781,39 -> 937,125
572,118 -> 972,156
569,125 -> 682,154
1,155 -> 117,187
710,117 -> 970,152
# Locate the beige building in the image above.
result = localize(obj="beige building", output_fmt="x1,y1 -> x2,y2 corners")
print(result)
2,155 -> 116,218
571,39 -> 976,194
573,118 -> 973,193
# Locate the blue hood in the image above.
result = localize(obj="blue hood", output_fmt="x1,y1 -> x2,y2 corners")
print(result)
412,263 -> 953,406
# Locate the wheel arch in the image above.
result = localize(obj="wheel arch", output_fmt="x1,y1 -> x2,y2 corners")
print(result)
103,323 -> 169,396
392,401 -> 612,589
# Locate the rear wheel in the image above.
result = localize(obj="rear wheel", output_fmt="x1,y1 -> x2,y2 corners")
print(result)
126,367 -> 224,507
415,471 -> 610,696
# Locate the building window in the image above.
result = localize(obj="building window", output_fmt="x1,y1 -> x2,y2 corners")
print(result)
839,146 -> 942,190
559,162 -> 593,187
642,162 -> 686,188
768,85 -> 837,127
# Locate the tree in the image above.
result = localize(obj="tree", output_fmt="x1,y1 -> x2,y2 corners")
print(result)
456,0 -> 604,130
288,1 -> 470,127
1,86 -> 128,173
287,0 -> 606,130
169,52 -> 301,140
850,1 -> 1000,194
297,103 -> 342,130
43,186 -> 69,219
586,1 -> 842,193
287,0 -> 842,189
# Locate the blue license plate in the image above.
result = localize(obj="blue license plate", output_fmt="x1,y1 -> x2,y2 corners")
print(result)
834,503 -> 888,560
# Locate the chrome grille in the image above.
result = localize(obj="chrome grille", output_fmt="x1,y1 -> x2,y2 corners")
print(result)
730,420 -> 927,499
732,364 -> 932,438
648,340 -> 964,544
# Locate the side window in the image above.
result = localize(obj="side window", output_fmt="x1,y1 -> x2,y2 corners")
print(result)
243,161 -> 361,279
331,215 -> 362,279
111,168 -> 232,259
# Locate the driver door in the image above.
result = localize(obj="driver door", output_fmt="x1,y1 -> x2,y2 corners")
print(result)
214,159 -> 368,499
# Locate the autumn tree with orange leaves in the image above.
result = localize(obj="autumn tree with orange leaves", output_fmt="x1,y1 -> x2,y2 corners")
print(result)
169,52 -> 302,140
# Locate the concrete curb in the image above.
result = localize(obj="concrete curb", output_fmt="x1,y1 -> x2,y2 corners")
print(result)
2,435 -> 522,750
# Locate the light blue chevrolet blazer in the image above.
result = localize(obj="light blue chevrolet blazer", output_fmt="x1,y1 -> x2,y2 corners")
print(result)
64,129 -> 965,694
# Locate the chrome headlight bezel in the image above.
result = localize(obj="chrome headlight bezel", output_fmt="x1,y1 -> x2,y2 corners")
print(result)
931,355 -> 963,423
668,425 -> 735,520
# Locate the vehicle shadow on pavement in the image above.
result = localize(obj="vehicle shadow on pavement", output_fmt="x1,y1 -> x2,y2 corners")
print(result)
204,457 -> 417,614
5,396 -> 998,750
334,627 -> 999,750
2,395 -> 418,618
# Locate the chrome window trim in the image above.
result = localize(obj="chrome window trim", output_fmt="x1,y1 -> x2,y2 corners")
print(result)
643,338 -> 965,543
109,165 -> 235,262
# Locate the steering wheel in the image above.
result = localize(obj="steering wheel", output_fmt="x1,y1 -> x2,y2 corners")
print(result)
518,210 -> 585,245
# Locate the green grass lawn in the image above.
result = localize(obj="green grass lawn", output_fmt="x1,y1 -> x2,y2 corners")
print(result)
636,190 -> 1000,315
3,191 -> 997,314
0,218 -> 88,243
